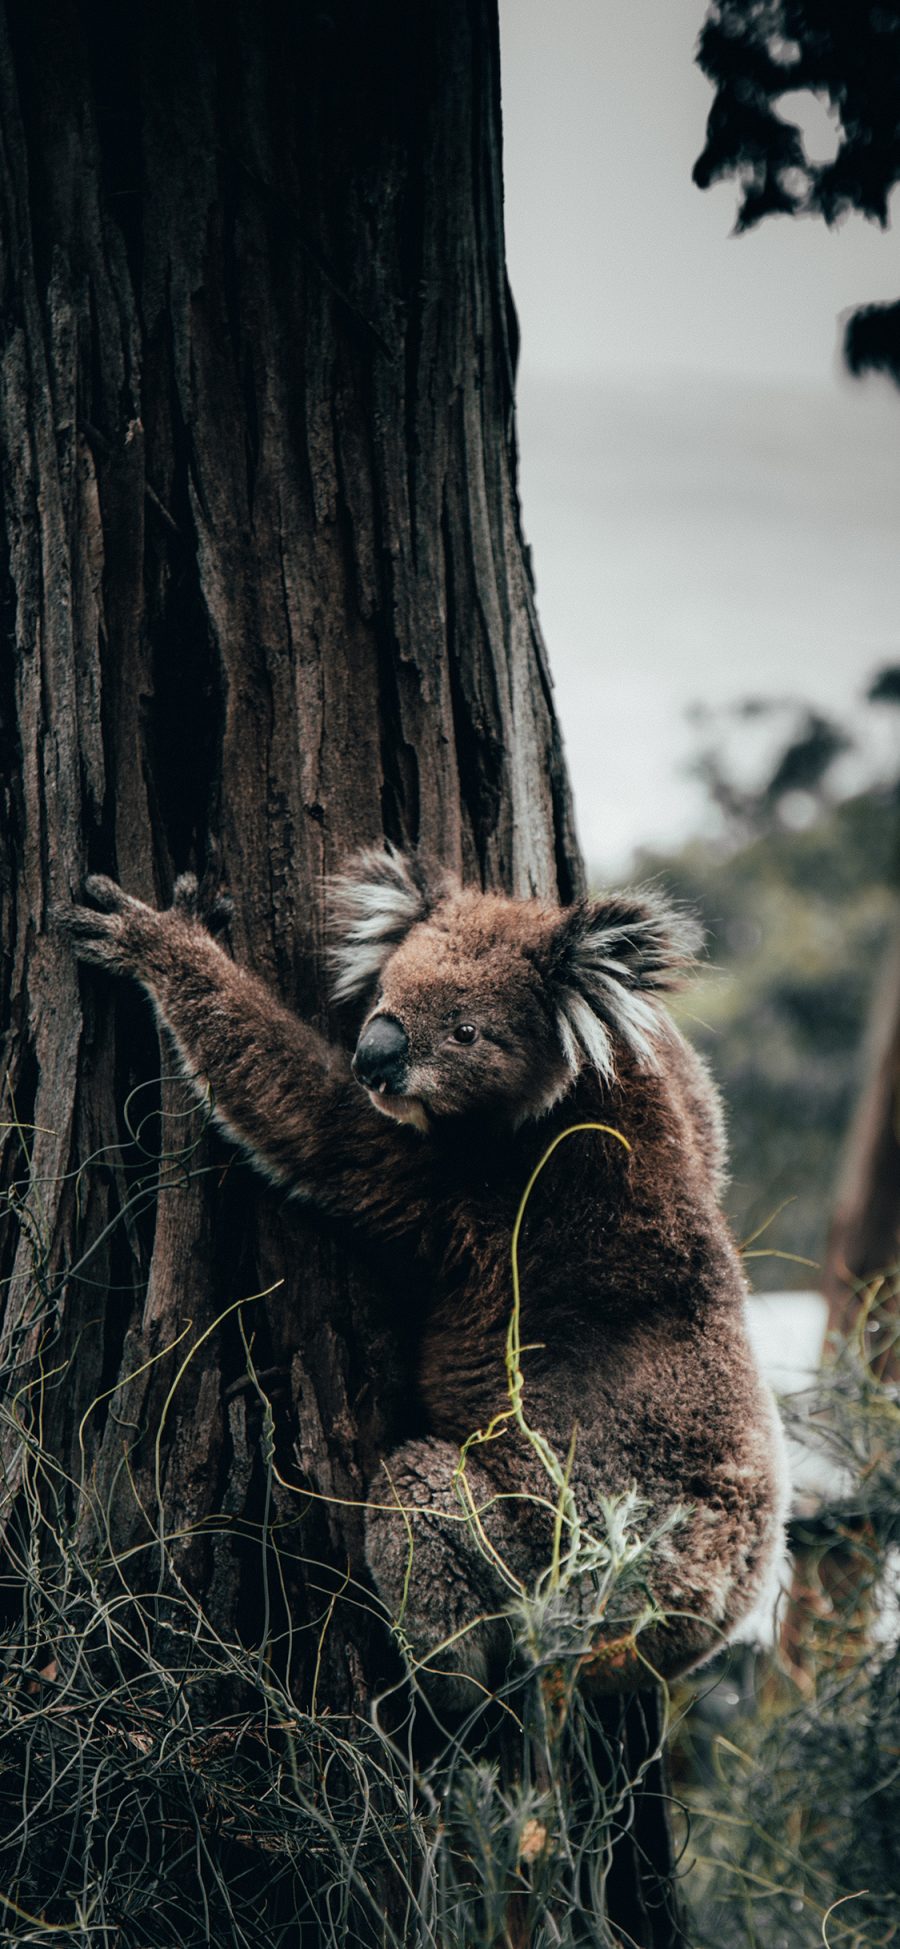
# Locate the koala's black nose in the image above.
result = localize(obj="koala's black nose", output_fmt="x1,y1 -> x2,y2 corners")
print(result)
352,1016 -> 409,1093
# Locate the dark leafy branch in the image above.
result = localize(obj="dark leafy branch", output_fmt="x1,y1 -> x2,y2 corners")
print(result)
694,2 -> 900,380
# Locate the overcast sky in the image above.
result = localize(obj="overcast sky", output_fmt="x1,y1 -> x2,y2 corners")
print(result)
499,0 -> 900,874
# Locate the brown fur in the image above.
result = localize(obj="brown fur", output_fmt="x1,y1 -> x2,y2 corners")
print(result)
62,856 -> 788,1700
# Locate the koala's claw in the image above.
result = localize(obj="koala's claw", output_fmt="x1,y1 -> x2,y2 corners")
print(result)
57,899 -> 129,971
173,874 -> 232,935
58,876 -> 154,974
205,894 -> 234,937
172,873 -> 200,917
83,873 -> 133,913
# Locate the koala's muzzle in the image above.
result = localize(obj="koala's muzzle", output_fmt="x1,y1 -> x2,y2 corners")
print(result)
352,1015 -> 409,1094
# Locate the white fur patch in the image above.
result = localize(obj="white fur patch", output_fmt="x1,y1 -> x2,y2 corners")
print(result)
554,1007 -> 581,1076
366,1088 -> 429,1133
328,845 -> 435,1005
555,893 -> 698,1079
556,991 -> 616,1082
556,978 -> 664,1079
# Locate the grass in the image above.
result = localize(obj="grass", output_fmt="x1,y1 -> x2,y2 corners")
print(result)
0,1103 -> 679,1947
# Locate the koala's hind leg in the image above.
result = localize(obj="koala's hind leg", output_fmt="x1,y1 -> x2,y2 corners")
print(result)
365,1437 -> 535,1709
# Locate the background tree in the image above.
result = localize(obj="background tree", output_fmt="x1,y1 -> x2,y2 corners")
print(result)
0,3 -> 682,1943
822,672 -> 900,1361
632,698 -> 900,1937
695,0 -> 900,1329
694,0 -> 900,383
693,7 -> 900,1815
634,744 -> 896,1289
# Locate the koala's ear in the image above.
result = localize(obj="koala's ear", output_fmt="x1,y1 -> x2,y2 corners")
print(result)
328,844 -> 451,1005
545,889 -> 703,1079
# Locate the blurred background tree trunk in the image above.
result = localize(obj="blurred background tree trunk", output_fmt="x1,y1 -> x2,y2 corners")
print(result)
823,929 -> 900,1369
0,2 -> 681,1941
781,926 -> 900,1687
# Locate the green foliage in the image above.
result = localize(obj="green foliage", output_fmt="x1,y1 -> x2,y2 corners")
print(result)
695,1 -> 900,380
629,787 -> 899,1288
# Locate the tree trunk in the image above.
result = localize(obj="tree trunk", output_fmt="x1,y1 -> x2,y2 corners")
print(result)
0,3 -> 682,1942
781,923 -> 900,1689
823,924 -> 900,1368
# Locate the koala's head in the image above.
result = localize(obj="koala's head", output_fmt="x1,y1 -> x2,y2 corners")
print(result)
329,847 -> 700,1132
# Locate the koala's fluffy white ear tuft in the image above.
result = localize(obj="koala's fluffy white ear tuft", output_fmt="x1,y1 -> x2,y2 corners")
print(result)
328,845 -> 451,1005
549,889 -> 702,1078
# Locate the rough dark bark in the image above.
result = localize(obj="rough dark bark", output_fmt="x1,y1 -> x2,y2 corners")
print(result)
0,3 -> 682,1942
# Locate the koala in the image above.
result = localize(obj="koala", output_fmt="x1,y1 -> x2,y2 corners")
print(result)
64,849 -> 788,1701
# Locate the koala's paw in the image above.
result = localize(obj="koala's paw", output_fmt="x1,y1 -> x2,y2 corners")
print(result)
56,875 -> 159,978
59,872 -> 235,981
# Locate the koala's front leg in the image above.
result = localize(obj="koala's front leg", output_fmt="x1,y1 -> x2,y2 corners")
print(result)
62,874 -> 401,1216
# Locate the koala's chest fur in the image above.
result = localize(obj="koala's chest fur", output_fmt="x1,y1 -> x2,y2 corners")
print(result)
393,1064 -> 742,1474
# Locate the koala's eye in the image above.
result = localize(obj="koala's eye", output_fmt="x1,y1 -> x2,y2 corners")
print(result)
452,1022 -> 479,1045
